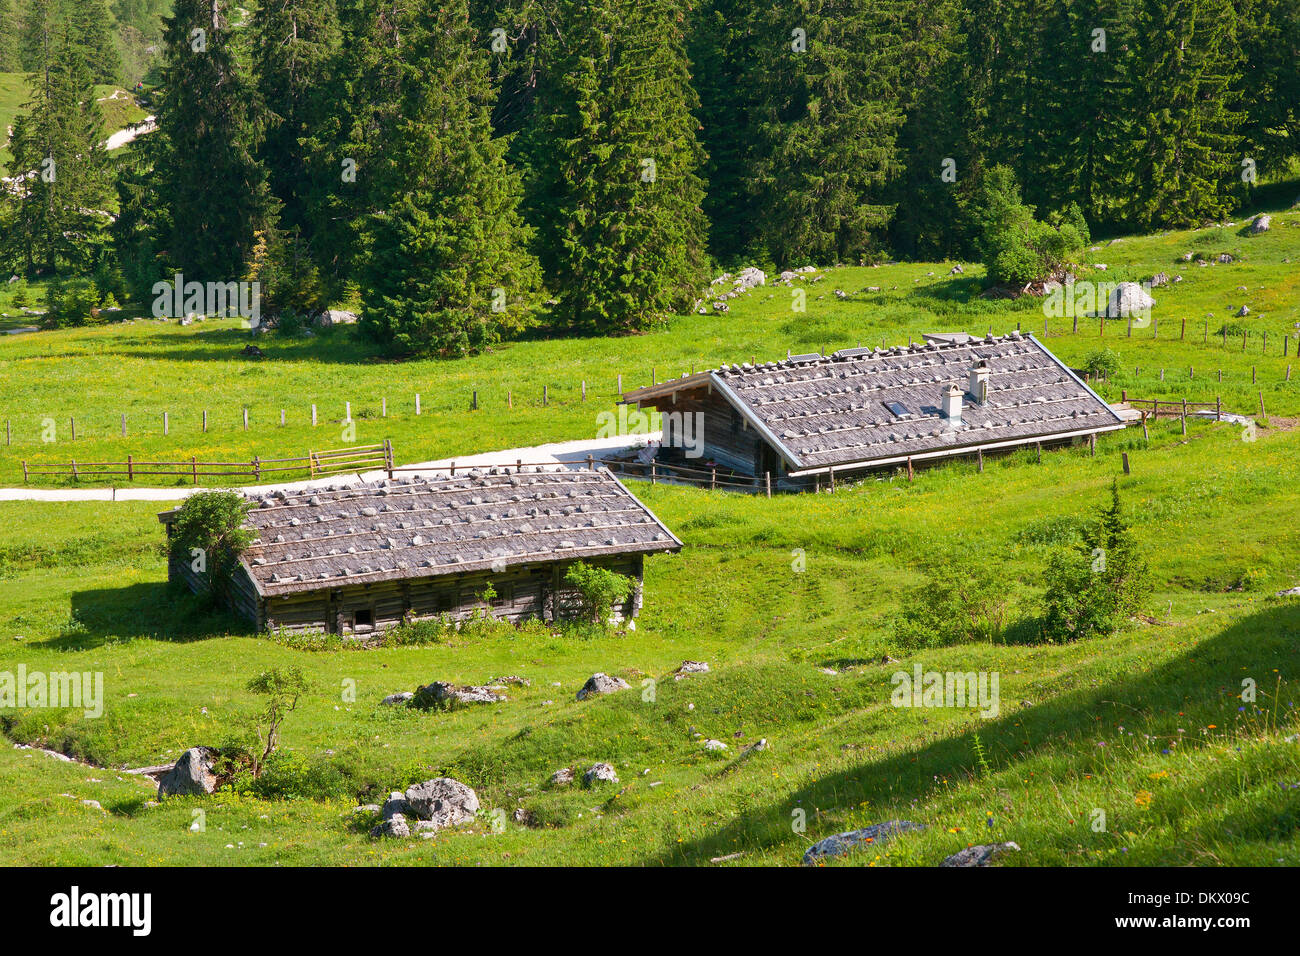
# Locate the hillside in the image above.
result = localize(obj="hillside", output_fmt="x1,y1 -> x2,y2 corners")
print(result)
0,73 -> 149,174
0,211 -> 1297,867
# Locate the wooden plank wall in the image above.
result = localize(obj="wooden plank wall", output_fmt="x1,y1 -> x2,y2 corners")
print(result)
642,386 -> 765,476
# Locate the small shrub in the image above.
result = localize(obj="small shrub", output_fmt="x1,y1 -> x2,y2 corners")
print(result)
894,564 -> 1013,647
246,667 -> 309,774
563,561 -> 634,626
168,490 -> 255,608
1081,348 -> 1120,379
1040,480 -> 1152,641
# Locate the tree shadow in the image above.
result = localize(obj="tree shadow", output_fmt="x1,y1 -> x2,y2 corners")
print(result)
48,581 -> 253,651
652,600 -> 1300,865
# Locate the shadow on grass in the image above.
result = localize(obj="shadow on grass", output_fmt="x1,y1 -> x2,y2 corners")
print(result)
49,582 -> 252,650
653,601 -> 1300,865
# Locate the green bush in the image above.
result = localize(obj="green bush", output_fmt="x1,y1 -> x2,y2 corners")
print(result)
972,166 -> 1088,286
168,490 -> 255,608
43,277 -> 102,327
1081,348 -> 1121,379
1041,480 -> 1152,641
564,561 -> 635,626
894,564 -> 1012,647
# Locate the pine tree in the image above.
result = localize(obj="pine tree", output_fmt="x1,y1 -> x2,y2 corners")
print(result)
153,0 -> 272,279
538,0 -> 709,333
1235,0 -> 1300,169
358,0 -> 541,357
2,0 -> 111,275
746,0 -> 907,267
252,0 -> 339,235
1127,0 -> 1244,228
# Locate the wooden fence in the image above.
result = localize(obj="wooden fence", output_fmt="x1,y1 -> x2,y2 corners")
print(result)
389,454 -> 766,493
21,440 -> 393,483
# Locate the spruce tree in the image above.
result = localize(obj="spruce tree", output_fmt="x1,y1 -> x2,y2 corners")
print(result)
68,0 -> 123,84
153,0 -> 272,279
538,0 -> 709,333
1127,0 -> 1244,228
358,0 -> 541,357
252,0 -> 339,235
746,0 -> 907,267
3,0 -> 110,275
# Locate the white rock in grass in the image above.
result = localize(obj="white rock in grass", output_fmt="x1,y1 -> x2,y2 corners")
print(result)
939,841 -> 1021,867
801,821 -> 925,866
583,763 -> 619,787
157,747 -> 220,799
404,778 -> 479,829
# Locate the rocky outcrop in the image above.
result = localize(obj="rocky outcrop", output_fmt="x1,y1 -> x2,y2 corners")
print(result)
674,661 -> 710,680
939,841 -> 1021,867
413,681 -> 505,709
801,821 -> 925,866
157,747 -> 221,799
576,673 -> 629,701
583,763 -> 619,787
404,778 -> 480,830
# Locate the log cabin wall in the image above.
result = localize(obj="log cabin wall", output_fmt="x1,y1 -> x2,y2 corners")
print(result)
641,385 -> 768,476
259,553 -> 645,637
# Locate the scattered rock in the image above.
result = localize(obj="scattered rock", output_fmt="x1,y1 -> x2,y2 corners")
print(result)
703,739 -> 728,751
1180,251 -> 1194,262
490,675 -> 531,687
583,763 -> 619,787
512,807 -> 535,826
576,673 -> 630,701
380,691 -> 414,706
548,767 -> 575,787
404,778 -> 479,830
732,266 -> 766,292
1218,253 -> 1234,264
949,264 -> 964,275
352,803 -> 381,816
1236,305 -> 1250,316
1276,586 -> 1300,597
939,841 -> 1021,867
413,681 -> 505,709
157,747 -> 221,799
239,344 -> 264,359
371,814 -> 411,839
674,660 -> 710,680
712,301 -> 729,313
81,799 -> 104,811
1149,271 -> 1170,288
1249,214 -> 1271,235
315,308 -> 358,326
740,738 -> 769,756
802,821 -> 926,866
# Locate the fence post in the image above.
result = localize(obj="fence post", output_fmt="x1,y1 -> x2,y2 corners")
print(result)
386,439 -> 393,479
243,407 -> 249,431
1072,315 -> 1078,333
201,410 -> 207,432
345,401 -> 351,422
617,373 -> 623,396
507,388 -> 512,409
582,381 -> 587,401
450,461 -> 456,476
586,454 -> 594,470
1180,318 -> 1185,340
764,471 -> 771,497
907,457 -> 914,481
1181,399 -> 1187,436
1121,389 -> 1127,402
829,466 -> 836,492
413,396 -> 419,417
472,390 -> 478,411
253,455 -> 261,480
710,466 -> 717,490
71,460 -> 77,480
280,408 -> 286,426
1260,390 -> 1266,418
543,385 -> 548,406
120,414 -> 126,438
977,448 -> 984,473
650,462 -> 657,485
191,456 -> 197,484
381,398 -> 386,418
1141,411 -> 1149,441
1089,434 -> 1096,457
70,417 -> 75,441
1122,452 -> 1130,474
22,460 -> 28,482
127,454 -> 133,481
164,411 -> 170,435
1216,395 -> 1222,421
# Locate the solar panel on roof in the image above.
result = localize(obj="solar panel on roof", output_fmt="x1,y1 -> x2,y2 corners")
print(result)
884,401 -> 911,417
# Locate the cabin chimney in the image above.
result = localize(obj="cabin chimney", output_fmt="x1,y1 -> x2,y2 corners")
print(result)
941,384 -> 963,423
968,361 -> 990,405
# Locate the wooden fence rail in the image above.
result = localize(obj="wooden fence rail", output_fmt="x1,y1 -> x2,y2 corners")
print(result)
22,440 -> 394,484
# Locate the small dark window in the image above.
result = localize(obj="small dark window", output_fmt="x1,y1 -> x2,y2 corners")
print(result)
493,584 -> 514,607
884,400 -> 911,418
435,593 -> 454,613
354,609 -> 373,627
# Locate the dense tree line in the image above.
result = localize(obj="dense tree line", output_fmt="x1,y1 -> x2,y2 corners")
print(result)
2,0 -> 1299,354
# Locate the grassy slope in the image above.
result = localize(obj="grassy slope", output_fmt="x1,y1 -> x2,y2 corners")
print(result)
0,414 -> 1297,866
3,200 -> 1299,485
0,74 -> 147,174
1,198 -> 1299,866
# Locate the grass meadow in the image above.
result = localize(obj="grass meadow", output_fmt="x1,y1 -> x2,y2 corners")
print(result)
0,195 -> 1298,866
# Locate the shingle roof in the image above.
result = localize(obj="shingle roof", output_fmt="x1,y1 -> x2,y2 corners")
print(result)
163,467 -> 681,597
641,332 -> 1124,472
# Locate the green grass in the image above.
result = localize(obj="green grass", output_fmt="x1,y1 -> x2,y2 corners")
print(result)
0,415 -> 1297,865
0,74 -> 147,175
3,197 -> 1300,485
1,190 -> 1299,866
